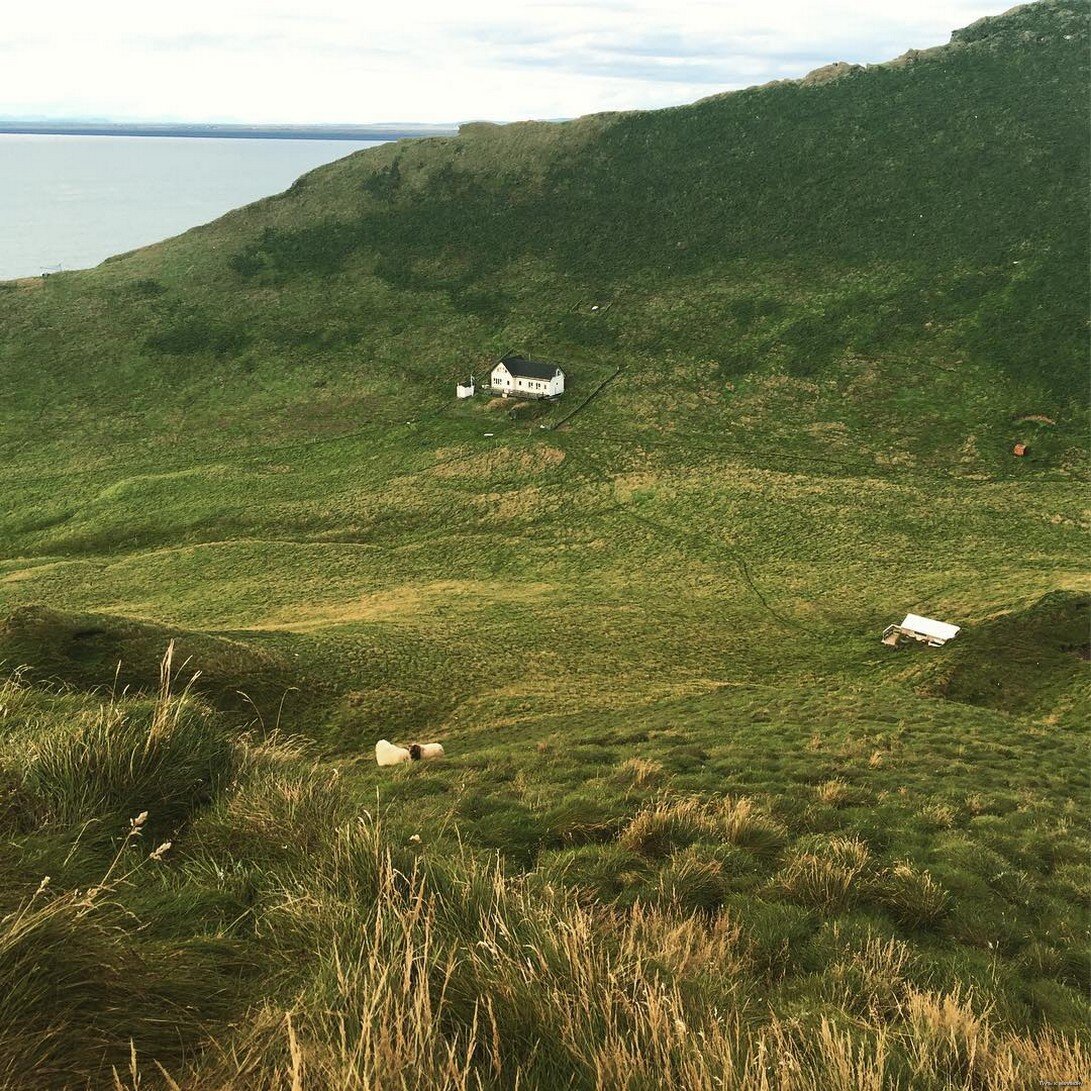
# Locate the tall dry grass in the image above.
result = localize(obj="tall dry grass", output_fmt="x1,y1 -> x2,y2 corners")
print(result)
0,646 -> 230,835
180,826 -> 1085,1091
0,816 -> 232,1089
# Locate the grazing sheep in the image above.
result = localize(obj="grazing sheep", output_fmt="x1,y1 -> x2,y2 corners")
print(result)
375,739 -> 411,766
375,740 -> 446,766
406,742 -> 445,760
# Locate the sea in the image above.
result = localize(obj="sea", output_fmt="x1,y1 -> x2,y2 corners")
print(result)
0,134 -> 383,281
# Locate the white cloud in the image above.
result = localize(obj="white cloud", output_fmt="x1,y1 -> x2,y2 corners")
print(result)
0,0 -> 1004,124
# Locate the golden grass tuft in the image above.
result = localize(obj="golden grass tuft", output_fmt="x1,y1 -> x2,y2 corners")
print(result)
716,796 -> 788,858
776,835 -> 871,910
654,847 -> 729,914
614,756 -> 666,788
826,930 -> 914,1020
918,801 -> 959,830
619,795 -> 786,860
619,796 -> 711,857
876,860 -> 952,928
815,779 -> 853,807
902,987 -> 995,1088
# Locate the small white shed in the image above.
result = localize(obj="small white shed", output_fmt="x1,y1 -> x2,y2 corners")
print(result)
882,614 -> 961,648
456,378 -> 475,399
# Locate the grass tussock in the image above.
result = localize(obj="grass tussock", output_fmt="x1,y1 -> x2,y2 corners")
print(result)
775,835 -> 871,911
0,826 -> 236,1088
825,931 -> 914,1021
653,847 -> 729,914
0,657 -> 231,836
897,987 -> 1086,1089
620,795 -> 787,860
876,861 -> 953,929
815,779 -> 854,807
613,756 -> 666,789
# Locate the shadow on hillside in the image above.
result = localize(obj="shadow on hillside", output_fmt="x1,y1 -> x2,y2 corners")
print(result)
0,605 -> 320,728
909,591 -> 1089,715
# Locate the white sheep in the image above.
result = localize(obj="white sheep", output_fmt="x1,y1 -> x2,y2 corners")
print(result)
375,740 -> 446,766
375,739 -> 411,766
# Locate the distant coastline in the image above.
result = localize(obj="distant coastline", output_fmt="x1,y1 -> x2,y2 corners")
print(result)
0,121 -> 458,141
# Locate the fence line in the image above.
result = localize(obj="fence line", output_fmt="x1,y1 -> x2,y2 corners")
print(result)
546,366 -> 622,431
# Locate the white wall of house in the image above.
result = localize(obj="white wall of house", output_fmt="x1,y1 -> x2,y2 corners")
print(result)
539,371 -> 565,396
490,363 -> 512,392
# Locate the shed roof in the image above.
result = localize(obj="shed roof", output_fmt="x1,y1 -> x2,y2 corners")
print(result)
901,614 -> 960,642
497,354 -> 562,381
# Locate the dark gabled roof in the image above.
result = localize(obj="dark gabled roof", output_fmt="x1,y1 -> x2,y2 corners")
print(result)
498,354 -> 562,380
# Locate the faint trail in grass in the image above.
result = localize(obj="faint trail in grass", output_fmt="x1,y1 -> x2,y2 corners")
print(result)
566,447 -> 802,630
628,506 -> 801,630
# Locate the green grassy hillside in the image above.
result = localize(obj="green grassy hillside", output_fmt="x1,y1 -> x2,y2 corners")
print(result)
0,0 -> 1087,475
0,1 -> 1087,1087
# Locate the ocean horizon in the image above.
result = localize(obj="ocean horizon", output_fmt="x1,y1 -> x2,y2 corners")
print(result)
0,133 -> 383,281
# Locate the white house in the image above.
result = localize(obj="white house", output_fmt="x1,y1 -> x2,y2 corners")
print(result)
490,355 -> 565,399
881,614 -> 961,648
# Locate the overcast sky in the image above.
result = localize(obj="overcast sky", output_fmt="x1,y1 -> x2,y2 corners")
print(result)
3,0 -> 1004,125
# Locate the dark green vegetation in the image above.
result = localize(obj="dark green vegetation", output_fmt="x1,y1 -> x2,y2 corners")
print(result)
912,590 -> 1090,713
0,604 -> 330,730
0,2 -> 1087,1087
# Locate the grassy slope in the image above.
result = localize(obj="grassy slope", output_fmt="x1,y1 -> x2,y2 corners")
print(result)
0,679 -> 1086,1089
0,1 -> 1088,1086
